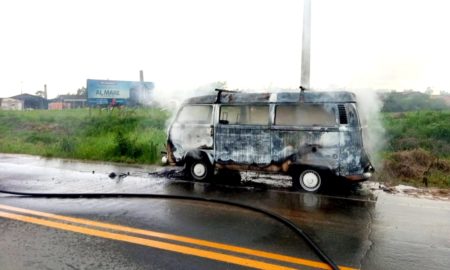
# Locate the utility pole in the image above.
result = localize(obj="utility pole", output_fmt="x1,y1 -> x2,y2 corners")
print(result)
300,0 -> 311,91
139,70 -> 144,82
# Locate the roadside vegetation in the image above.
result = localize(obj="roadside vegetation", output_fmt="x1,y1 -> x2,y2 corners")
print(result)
0,108 -> 169,164
0,102 -> 449,188
381,91 -> 448,112
378,110 -> 450,188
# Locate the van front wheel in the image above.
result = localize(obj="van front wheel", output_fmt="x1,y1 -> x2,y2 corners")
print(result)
293,169 -> 322,192
186,158 -> 213,181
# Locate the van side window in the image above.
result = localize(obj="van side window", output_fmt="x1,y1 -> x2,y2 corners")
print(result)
275,104 -> 336,126
348,105 -> 359,127
220,105 -> 269,125
176,105 -> 212,124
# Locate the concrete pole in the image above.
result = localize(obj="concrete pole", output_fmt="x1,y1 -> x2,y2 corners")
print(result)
300,0 -> 311,91
139,70 -> 144,82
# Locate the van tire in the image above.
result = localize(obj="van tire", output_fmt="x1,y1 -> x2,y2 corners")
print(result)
186,156 -> 213,181
292,168 -> 323,192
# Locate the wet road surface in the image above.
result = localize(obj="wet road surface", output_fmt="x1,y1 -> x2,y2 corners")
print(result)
0,153 -> 449,270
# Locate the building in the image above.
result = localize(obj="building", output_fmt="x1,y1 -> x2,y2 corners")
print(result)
0,98 -> 24,110
48,94 -> 87,110
48,102 -> 66,110
10,94 -> 48,110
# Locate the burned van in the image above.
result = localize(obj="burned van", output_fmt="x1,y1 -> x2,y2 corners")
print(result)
162,90 -> 374,192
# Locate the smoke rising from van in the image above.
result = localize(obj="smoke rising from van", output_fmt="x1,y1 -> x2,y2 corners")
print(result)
353,89 -> 386,170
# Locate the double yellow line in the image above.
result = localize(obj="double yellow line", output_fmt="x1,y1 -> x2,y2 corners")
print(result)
0,203 -> 356,270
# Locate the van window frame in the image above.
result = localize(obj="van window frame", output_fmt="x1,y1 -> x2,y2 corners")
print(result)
174,104 -> 214,125
273,103 -> 339,129
218,104 -> 270,126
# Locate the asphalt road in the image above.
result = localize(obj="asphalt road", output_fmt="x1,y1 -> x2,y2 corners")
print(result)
0,154 -> 449,270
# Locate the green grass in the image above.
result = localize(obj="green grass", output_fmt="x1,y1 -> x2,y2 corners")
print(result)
383,110 -> 450,157
0,108 -> 170,164
379,110 -> 450,188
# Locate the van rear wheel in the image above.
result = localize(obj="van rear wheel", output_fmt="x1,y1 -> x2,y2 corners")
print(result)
186,157 -> 213,181
292,169 -> 322,192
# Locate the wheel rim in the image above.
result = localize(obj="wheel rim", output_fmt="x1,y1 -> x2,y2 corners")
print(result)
299,170 -> 321,192
192,163 -> 207,178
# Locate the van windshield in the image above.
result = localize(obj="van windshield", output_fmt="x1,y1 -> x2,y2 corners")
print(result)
176,105 -> 212,124
275,104 -> 336,126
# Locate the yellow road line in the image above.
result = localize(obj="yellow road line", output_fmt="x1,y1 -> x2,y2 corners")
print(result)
0,210 -> 296,270
0,203 -> 357,270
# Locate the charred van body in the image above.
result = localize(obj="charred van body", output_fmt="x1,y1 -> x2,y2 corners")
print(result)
163,90 -> 374,192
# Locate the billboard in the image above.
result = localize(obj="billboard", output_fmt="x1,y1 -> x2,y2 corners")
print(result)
87,79 -> 154,106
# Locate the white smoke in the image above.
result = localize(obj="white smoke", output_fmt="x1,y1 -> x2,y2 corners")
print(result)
149,81 -> 227,131
151,81 -> 227,111
307,86 -> 386,170
349,88 -> 386,170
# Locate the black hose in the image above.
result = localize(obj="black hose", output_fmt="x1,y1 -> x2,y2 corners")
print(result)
0,189 -> 340,270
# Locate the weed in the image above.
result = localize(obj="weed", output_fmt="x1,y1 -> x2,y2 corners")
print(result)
60,137 -> 76,154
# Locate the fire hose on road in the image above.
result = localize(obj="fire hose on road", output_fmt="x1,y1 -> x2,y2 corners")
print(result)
0,188 -> 340,270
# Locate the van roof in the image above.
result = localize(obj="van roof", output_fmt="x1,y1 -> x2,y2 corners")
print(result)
184,91 -> 357,104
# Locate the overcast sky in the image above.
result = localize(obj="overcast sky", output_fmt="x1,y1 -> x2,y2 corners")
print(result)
0,0 -> 449,98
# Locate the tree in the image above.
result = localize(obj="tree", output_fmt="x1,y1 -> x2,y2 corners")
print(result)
381,91 -> 448,112
76,86 -> 87,96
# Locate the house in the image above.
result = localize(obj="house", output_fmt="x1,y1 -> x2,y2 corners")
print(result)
0,98 -> 24,110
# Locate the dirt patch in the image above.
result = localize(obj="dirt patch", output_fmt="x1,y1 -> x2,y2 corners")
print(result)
22,123 -> 65,133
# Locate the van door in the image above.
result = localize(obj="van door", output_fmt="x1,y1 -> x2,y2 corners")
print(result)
215,105 -> 271,165
168,105 -> 214,162
272,104 -> 340,172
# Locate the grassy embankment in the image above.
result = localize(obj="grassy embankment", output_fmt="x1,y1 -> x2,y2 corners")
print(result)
0,108 -> 169,164
380,110 -> 450,188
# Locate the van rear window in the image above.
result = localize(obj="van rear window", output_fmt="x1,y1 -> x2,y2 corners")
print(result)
220,105 -> 269,125
176,105 -> 212,124
275,104 -> 336,126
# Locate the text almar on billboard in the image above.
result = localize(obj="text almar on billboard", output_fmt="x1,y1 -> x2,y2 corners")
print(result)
95,90 -> 121,97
